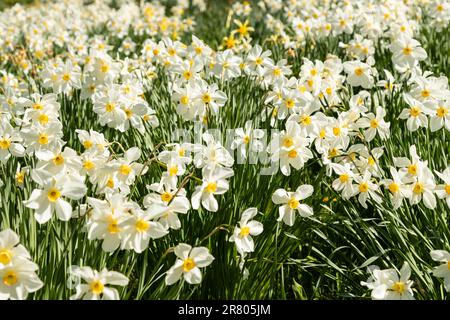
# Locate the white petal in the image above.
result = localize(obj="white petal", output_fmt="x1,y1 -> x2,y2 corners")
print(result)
184,267 -> 202,284
430,250 -> 450,262
272,189 -> 289,204
247,221 -> 264,236
55,199 -> 72,221
174,243 -> 192,259
165,262 -> 183,286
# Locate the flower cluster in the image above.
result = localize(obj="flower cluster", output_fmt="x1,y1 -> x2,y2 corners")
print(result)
0,0 -> 448,300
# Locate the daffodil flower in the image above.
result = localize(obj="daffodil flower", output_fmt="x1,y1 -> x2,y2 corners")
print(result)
24,174 -> 87,224
165,243 -> 214,285
271,185 -> 314,226
69,266 -> 129,300
430,250 -> 450,292
361,262 -> 414,300
229,208 -> 263,256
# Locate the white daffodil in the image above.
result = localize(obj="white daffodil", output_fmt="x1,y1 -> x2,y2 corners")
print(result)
390,35 -> 427,68
144,182 -> 191,230
352,170 -> 382,209
172,83 -> 198,121
92,88 -> 127,132
231,120 -> 265,161
69,266 -> 129,300
122,102 -> 149,134
56,59 -> 82,93
229,208 -> 263,256
80,152 -> 108,179
276,88 -> 301,120
121,207 -> 168,253
361,262 -> 414,300
34,142 -> 82,176
356,107 -> 390,141
0,257 -> 43,300
21,121 -> 64,154
429,100 -> 450,132
271,185 -> 314,226
381,167 -> 412,209
269,121 -> 313,176
75,129 -> 110,156
393,144 -> 425,179
399,94 -> 433,131
330,163 -> 357,199
191,167 -> 234,212
409,166 -> 436,209
245,44 -> 272,77
286,105 -> 319,136
409,75 -> 449,102
430,250 -> 450,292
353,147 -> 384,178
24,174 -> 87,224
193,132 -> 234,170
0,229 -> 31,266
377,69 -> 398,93
194,80 -> 227,116
91,54 -> 121,84
157,151 -> 188,190
349,91 -> 370,114
86,193 -> 130,252
263,59 -> 292,85
213,49 -> 242,81
165,243 -> 214,285
20,93 -> 60,125
15,164 -> 29,188
434,167 -> 450,209
112,147 -> 147,186
343,60 -> 374,89
0,121 -> 25,162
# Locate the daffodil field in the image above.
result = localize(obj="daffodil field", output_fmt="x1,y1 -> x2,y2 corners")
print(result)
0,0 -> 449,301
